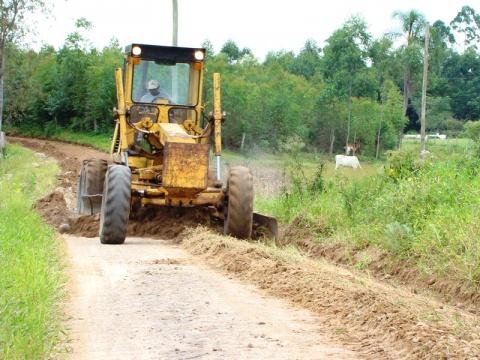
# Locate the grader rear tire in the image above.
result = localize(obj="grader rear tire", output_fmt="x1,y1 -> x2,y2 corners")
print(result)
77,158 -> 108,214
224,166 -> 253,239
99,165 -> 131,244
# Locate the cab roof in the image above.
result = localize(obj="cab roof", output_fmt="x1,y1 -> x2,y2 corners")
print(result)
124,44 -> 205,63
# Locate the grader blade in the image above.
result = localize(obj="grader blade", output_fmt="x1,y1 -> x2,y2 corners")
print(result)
253,212 -> 278,239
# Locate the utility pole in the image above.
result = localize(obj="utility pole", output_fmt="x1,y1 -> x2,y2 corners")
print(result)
171,0 -> 179,101
420,23 -> 429,153
172,0 -> 178,46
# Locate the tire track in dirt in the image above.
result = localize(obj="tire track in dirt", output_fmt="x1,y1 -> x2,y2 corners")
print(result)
62,235 -> 356,359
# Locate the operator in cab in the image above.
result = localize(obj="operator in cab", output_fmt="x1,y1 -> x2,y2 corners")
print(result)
141,80 -> 172,103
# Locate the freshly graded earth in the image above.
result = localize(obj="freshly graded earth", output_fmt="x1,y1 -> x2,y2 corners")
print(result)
8,136 -> 480,359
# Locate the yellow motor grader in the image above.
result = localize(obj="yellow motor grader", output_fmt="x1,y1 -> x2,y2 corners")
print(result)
77,43 -> 277,244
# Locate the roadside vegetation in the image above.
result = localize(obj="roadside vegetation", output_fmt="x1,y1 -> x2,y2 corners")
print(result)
216,136 -> 480,306
0,144 -> 67,359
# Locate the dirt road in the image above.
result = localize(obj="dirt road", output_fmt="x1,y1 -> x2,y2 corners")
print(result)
7,136 -> 480,359
63,235 -> 354,359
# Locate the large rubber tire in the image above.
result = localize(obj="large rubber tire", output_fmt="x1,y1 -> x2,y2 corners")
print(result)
224,166 -> 253,239
99,165 -> 131,244
77,158 -> 108,214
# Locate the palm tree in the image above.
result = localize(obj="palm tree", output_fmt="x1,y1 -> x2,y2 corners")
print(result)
391,10 -> 427,115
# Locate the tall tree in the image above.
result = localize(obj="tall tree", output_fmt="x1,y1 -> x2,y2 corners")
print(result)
0,0 -> 49,133
379,78 -> 406,153
84,39 -> 122,132
442,47 -> 480,121
450,5 -> 480,51
321,15 -> 373,151
290,39 -> 321,80
38,18 -> 96,133
201,39 -> 215,60
220,39 -> 251,64
429,20 -> 456,74
391,9 -> 426,118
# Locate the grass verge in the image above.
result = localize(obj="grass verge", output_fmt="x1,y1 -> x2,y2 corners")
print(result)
0,144 -> 67,359
255,142 -> 480,307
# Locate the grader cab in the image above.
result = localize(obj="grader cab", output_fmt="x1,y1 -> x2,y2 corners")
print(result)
77,44 -> 277,244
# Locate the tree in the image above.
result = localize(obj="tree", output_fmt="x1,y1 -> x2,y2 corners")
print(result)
321,15 -> 373,152
369,36 -> 402,82
462,120 -> 480,146
314,84 -> 348,155
391,9 -> 426,117
381,78 -> 407,147
263,49 -> 296,71
290,39 -> 321,80
442,47 -> 480,121
423,96 -> 456,134
3,44 -> 51,128
0,0 -> 49,133
84,39 -> 122,132
450,5 -> 480,50
220,39 -> 251,64
201,39 -> 215,60
429,21 -> 456,74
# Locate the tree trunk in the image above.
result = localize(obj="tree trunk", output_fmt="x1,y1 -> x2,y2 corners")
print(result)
376,100 -> 383,159
0,39 -> 6,157
420,23 -> 429,154
329,129 -> 335,156
345,82 -> 352,155
0,39 -> 5,132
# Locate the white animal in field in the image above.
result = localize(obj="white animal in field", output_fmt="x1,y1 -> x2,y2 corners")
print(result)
335,155 -> 362,170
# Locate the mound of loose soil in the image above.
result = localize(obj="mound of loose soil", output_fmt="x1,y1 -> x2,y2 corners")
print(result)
182,228 -> 480,359
34,189 -> 70,228
66,207 -> 224,240
280,214 -> 480,313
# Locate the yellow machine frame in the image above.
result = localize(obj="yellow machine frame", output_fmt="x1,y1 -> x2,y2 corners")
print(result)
111,44 -> 225,215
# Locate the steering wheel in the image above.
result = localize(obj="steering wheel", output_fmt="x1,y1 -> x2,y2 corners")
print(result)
153,97 -> 170,104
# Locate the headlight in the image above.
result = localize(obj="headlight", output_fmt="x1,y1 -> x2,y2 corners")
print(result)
132,46 -> 142,56
194,50 -> 204,61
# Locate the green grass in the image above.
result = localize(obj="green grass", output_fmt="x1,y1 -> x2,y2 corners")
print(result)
53,131 -> 111,152
401,137 -> 473,155
0,144 -> 67,359
253,141 -> 480,296
5,125 -> 111,152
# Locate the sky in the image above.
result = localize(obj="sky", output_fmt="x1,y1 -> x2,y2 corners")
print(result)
28,0 -> 471,61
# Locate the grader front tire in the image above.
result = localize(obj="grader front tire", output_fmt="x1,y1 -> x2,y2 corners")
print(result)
224,166 -> 253,239
99,165 -> 131,244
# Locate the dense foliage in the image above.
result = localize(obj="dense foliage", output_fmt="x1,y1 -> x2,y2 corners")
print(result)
2,8 -> 480,156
